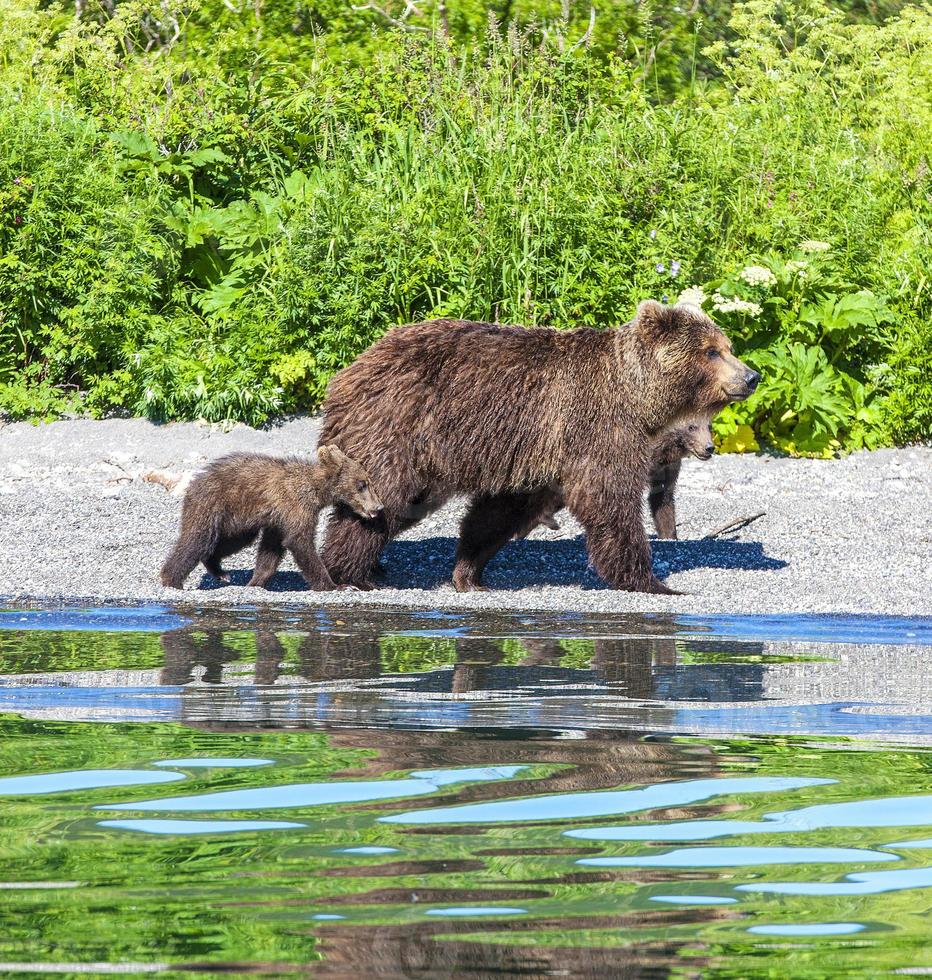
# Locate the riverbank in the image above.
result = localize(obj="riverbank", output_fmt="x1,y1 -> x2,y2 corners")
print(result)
0,418 -> 929,616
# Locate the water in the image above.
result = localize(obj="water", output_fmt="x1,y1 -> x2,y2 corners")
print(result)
0,604 -> 931,976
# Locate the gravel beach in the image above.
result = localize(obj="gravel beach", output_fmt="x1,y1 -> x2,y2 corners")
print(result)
0,417 -> 929,615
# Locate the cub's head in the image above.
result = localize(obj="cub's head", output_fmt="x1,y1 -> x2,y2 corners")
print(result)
671,415 -> 716,461
317,445 -> 384,519
632,300 -> 760,417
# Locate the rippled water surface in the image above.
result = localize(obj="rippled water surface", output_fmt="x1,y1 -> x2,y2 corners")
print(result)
0,604 -> 931,976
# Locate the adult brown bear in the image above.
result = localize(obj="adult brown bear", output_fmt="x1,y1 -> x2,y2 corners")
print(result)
319,301 -> 759,594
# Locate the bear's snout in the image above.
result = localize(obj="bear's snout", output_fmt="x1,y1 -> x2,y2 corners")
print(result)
744,369 -> 761,393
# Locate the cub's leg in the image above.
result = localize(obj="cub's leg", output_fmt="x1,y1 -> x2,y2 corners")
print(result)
204,531 -> 258,583
452,491 -> 549,592
511,487 -> 564,540
287,533 -> 338,592
648,460 -> 681,540
247,528 -> 286,588
160,512 -> 220,589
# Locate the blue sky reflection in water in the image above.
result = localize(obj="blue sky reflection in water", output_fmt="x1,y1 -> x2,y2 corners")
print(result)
1,605 -> 932,975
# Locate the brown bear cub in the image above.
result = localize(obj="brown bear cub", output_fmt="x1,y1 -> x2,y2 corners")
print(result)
515,413 -> 716,542
647,414 -> 716,540
318,301 -> 758,594
160,447 -> 382,591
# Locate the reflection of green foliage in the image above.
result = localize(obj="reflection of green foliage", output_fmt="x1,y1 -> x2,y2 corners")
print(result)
678,649 -> 829,665
0,717 -> 375,968
380,637 -> 598,672
379,635 -> 458,673
2,720 -> 932,975
0,630 -> 164,673
557,640 -> 595,669
499,639 -> 530,666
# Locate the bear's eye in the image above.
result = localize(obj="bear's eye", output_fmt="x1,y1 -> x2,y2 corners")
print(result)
356,481 -> 367,492
706,348 -> 721,360
688,424 -> 698,431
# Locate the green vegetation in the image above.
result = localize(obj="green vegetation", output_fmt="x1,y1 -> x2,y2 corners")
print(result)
0,0 -> 929,451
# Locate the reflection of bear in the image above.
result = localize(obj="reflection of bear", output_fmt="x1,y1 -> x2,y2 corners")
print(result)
160,447 -> 383,591
159,630 -> 239,685
319,302 -> 757,594
515,413 -> 716,543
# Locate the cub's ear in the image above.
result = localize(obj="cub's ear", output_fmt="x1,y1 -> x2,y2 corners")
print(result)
634,299 -> 681,340
317,444 -> 346,468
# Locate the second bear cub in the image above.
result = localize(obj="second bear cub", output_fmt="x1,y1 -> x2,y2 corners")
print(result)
514,414 -> 716,544
160,446 -> 382,591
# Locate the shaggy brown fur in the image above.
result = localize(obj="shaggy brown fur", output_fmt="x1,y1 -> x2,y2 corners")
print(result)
319,301 -> 758,594
515,413 -> 716,542
160,446 -> 382,591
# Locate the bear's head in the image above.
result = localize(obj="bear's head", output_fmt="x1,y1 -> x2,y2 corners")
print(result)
669,414 -> 716,461
317,444 -> 384,519
630,300 -> 760,424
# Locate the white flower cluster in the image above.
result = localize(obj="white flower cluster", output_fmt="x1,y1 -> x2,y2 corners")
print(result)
677,285 -> 707,307
712,293 -> 763,317
739,264 -> 777,287
799,240 -> 831,253
784,259 -> 809,277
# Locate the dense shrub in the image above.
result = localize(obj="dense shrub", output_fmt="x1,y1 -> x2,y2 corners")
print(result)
0,92 -> 169,416
0,0 -> 929,448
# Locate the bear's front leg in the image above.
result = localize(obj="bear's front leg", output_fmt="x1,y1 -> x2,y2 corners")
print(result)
564,469 -> 678,595
321,504 -> 394,589
648,460 -> 681,540
286,536 -> 338,592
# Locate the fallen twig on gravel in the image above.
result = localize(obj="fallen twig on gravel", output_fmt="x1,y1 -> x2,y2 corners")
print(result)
142,470 -> 191,496
703,511 -> 766,539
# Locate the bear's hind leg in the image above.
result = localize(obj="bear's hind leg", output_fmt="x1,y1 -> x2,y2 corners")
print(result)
453,491 -> 545,592
204,531 -> 258,583
160,518 -> 220,590
248,528 -> 285,588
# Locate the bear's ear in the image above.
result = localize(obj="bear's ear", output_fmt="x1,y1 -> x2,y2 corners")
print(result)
634,299 -> 681,340
317,444 -> 346,469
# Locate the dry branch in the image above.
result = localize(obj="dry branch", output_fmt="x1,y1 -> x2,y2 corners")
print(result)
703,511 -> 766,539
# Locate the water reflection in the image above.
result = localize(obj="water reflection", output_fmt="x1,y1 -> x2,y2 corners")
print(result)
1,606 -> 932,976
2,610 -> 927,738
738,865 -> 932,897
2,713 -> 932,974
748,922 -> 866,936
566,793 -> 932,843
577,845 -> 898,868
380,776 -> 832,825
98,818 -> 306,835
160,617 -> 932,740
0,768 -> 185,796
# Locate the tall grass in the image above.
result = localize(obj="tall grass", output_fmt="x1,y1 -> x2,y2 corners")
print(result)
0,0 -> 929,446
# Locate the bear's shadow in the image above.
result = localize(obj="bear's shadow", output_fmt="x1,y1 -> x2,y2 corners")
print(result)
197,534 -> 786,592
